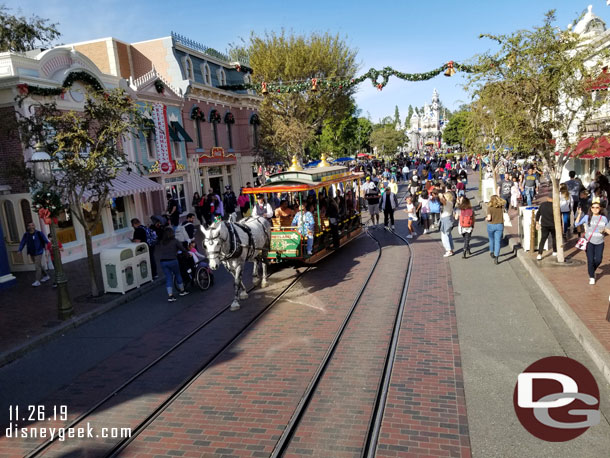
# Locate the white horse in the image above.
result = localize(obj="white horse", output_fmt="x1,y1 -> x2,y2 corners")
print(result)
201,216 -> 271,311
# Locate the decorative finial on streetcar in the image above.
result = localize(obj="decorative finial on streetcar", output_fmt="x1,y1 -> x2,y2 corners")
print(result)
289,154 -> 302,171
318,153 -> 330,167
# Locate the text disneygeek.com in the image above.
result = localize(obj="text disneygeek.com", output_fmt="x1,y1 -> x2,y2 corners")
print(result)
5,423 -> 132,441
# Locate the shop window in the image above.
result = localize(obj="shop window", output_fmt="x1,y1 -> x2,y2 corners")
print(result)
83,202 -> 104,236
2,200 -> 19,242
146,132 -> 156,161
110,197 -> 128,231
166,183 -> 187,214
56,208 -> 76,244
193,119 -> 202,148
227,123 -> 233,150
171,141 -> 182,160
211,123 -> 219,147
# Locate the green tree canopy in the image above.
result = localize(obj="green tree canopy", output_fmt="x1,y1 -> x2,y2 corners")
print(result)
0,4 -> 60,52
237,30 -> 358,162
17,88 -> 146,296
370,119 -> 407,157
442,110 -> 471,147
467,10 -> 609,262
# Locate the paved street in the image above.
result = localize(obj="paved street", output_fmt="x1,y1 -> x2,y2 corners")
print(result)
0,182 -> 609,458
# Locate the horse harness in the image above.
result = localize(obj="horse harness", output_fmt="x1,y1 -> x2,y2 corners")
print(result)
207,219 -> 269,263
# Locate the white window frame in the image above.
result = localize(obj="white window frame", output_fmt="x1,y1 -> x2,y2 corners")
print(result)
171,140 -> 182,160
217,68 -> 226,86
202,62 -> 211,85
183,56 -> 194,80
145,131 -> 156,161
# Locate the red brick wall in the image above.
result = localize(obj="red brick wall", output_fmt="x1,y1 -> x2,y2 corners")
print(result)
0,107 -> 27,193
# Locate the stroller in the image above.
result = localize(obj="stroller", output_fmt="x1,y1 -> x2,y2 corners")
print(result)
176,251 -> 214,291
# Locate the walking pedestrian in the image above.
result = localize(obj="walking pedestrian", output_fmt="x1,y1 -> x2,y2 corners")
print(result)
535,196 -> 557,260
18,222 -> 50,287
192,192 -> 203,225
363,177 -> 381,227
237,188 -> 251,219
156,226 -> 190,302
486,195 -> 505,264
522,167 -> 538,206
439,192 -> 455,257
166,193 -> 181,228
381,186 -> 398,230
575,200 -> 610,284
559,184 -> 572,238
419,190 -> 431,234
403,195 -> 417,237
456,197 -> 475,258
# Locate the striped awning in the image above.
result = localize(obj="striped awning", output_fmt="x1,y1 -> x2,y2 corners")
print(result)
82,170 -> 164,200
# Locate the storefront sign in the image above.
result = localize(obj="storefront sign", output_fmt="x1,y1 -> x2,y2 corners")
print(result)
152,103 -> 175,174
198,147 -> 236,164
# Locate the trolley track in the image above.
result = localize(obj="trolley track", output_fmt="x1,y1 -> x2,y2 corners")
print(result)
24,268 -> 311,458
269,218 -> 413,457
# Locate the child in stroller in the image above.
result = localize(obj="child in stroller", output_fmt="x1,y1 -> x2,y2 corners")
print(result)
177,241 -> 213,291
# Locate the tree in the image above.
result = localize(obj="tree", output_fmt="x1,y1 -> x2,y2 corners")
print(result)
240,30 -> 358,162
442,110 -> 471,147
394,105 -> 401,128
468,10 -> 609,262
17,87 -> 145,296
0,4 -> 60,52
370,121 -> 407,157
405,104 -> 414,129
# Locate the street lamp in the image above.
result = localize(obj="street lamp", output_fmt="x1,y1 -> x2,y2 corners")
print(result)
31,143 -> 73,320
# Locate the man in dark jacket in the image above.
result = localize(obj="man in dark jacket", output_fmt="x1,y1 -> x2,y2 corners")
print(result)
18,222 -> 50,286
223,186 -> 238,219
166,193 -> 180,228
535,196 -> 556,260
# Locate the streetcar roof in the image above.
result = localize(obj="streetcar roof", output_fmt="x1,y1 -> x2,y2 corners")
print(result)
242,166 -> 363,194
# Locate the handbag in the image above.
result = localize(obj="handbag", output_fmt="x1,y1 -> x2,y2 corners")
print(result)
576,216 -> 602,251
503,211 -> 512,227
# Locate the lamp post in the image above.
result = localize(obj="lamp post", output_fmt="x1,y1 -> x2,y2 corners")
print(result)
31,143 -> 73,320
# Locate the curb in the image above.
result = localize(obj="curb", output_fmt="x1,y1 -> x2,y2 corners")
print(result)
515,247 -> 610,385
0,278 -> 164,368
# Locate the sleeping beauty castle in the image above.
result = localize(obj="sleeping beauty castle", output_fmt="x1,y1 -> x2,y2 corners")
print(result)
408,89 -> 447,151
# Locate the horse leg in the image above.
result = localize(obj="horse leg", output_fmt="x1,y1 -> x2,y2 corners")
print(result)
230,264 -> 243,311
260,256 -> 268,288
251,258 -> 259,283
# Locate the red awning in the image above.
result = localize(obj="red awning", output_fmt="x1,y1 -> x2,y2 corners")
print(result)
588,68 -> 610,91
569,136 -> 610,159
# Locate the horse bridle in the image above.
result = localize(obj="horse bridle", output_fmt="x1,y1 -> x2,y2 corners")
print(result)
205,222 -> 240,262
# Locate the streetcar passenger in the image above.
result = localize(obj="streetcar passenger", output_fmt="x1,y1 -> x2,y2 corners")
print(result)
292,204 -> 315,256
274,199 -> 295,227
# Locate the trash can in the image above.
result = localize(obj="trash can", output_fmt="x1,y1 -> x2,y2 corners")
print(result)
519,206 -> 547,252
118,242 -> 152,286
481,178 -> 496,203
100,246 -> 137,294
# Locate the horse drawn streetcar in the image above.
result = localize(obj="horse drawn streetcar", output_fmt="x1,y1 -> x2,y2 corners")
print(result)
243,161 -> 364,264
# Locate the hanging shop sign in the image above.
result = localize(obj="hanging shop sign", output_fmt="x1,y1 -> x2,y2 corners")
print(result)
152,103 -> 175,174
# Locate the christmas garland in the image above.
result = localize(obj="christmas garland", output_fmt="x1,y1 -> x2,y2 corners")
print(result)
31,188 -> 64,218
219,61 -> 477,94
154,80 -> 165,93
190,106 -> 206,121
224,112 -> 235,124
249,113 -> 260,125
209,109 -> 222,123
16,71 -> 104,98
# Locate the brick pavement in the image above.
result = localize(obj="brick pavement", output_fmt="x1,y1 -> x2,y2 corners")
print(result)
0,264 -> 298,457
503,184 -> 610,355
374,230 -> 471,458
283,228 -> 410,457
117,234 -> 382,457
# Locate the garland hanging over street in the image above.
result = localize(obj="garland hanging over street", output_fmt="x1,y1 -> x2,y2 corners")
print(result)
219,61 -> 475,94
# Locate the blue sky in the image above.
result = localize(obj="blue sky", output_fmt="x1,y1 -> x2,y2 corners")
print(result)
9,0 -> 610,122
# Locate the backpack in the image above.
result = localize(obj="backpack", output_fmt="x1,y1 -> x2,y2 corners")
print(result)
175,223 -> 193,243
144,226 -> 158,247
459,208 -> 474,228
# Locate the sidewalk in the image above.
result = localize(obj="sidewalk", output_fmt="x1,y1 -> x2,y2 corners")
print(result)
0,253 -> 163,366
502,181 -> 610,382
